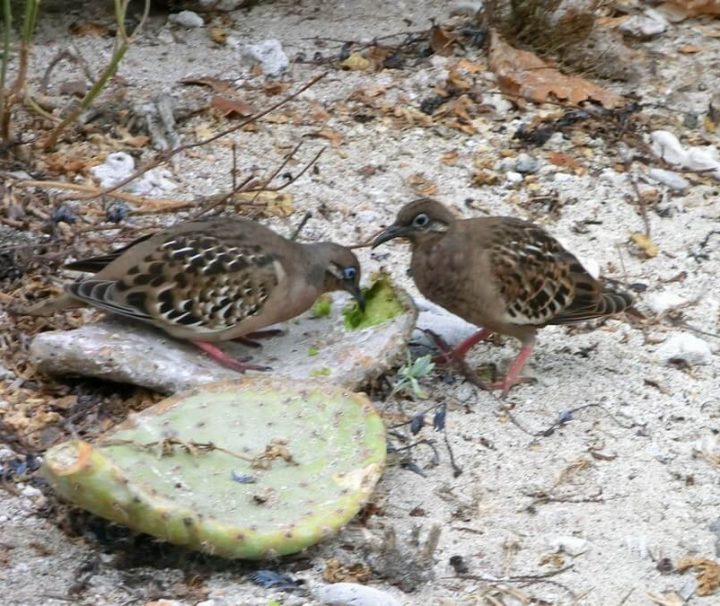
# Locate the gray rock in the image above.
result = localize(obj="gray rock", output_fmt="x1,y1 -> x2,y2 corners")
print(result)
312,582 -> 402,606
647,168 -> 689,191
656,333 -> 713,366
30,291 -> 417,394
515,153 -> 539,174
168,10 -> 205,28
243,39 -> 289,77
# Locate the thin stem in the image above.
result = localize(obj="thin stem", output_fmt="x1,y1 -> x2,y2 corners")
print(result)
43,0 -> 150,150
0,0 -> 12,132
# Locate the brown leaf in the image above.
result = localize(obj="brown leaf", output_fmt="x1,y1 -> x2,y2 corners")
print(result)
311,127 -> 344,147
208,27 -> 228,45
407,173 -> 438,196
547,151 -> 582,171
68,21 -> 109,37
341,52 -> 372,71
210,95 -> 255,118
180,77 -> 235,94
263,82 -> 290,96
678,44 -> 702,54
677,557 -> 720,595
430,24 -> 456,56
665,0 -> 720,15
322,559 -> 372,584
630,233 -> 659,258
441,151 -> 460,166
366,46 -> 392,69
488,30 -> 625,108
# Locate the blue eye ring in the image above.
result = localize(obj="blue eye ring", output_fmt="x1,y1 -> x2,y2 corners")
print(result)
342,267 -> 357,280
413,212 -> 430,227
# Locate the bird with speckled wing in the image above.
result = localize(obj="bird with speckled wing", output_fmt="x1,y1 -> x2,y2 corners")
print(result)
17,218 -> 364,372
372,198 -> 633,397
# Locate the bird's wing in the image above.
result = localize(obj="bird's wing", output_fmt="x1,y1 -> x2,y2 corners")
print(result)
488,219 -> 630,326
66,232 -> 282,334
64,232 -> 157,273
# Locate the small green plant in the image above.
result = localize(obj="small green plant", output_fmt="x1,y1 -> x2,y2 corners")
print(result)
390,354 -> 435,400
310,294 -> 333,318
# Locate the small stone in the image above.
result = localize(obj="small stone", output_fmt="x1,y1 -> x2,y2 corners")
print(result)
656,333 -> 713,366
168,10 -> 204,28
312,582 -> 401,606
21,485 -> 42,498
515,153 -> 539,174
242,39 -> 289,77
646,291 -> 686,315
547,535 -> 588,556
618,14 -> 667,38
504,171 -> 523,184
647,168 -> 689,191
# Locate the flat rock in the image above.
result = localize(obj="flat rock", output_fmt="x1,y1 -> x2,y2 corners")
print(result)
30,290 -> 417,394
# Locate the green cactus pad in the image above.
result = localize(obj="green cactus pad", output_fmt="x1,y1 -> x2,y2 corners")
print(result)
42,378 -> 386,560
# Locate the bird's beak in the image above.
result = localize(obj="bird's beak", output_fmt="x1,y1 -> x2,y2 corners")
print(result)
347,283 -> 366,312
371,224 -> 409,248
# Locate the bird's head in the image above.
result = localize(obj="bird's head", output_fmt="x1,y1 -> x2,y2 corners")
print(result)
371,198 -> 457,248
312,243 -> 364,311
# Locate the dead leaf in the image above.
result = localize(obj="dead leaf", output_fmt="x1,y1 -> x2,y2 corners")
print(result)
208,27 -> 228,45
68,21 -> 109,37
441,151 -> 460,166
366,46 -> 392,69
310,127 -> 344,147
430,24 -> 456,56
488,30 -> 625,108
630,233 -> 659,258
665,0 -> 720,15
677,557 -> 720,595
341,52 -> 372,71
180,77 -> 235,94
263,82 -> 290,96
678,44 -> 702,54
472,170 -> 501,186
210,95 -> 255,119
547,151 -> 582,172
407,173 -> 438,196
453,58 -> 485,73
322,559 -> 372,583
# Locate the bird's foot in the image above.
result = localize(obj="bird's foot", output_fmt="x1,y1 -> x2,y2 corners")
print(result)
230,329 -> 285,349
192,340 -> 271,373
423,328 -> 494,365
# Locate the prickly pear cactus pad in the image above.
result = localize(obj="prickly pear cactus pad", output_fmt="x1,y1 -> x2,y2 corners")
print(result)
41,377 -> 386,560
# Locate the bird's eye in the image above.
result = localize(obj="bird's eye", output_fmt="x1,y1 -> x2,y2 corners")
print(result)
413,213 -> 430,228
342,267 -> 357,280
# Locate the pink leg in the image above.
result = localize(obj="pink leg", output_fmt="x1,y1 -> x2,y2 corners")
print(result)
429,328 -> 494,364
488,341 -> 535,398
192,340 -> 270,373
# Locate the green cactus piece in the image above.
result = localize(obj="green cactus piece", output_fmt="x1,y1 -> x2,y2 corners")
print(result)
343,273 -> 406,331
42,377 -> 386,560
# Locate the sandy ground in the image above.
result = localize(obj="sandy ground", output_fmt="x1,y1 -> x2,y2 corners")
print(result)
2,0 -> 720,605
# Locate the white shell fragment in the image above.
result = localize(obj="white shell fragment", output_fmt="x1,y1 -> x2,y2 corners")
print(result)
656,333 -> 713,366
313,582 -> 402,606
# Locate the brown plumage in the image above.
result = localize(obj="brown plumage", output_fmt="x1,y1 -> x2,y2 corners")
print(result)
372,198 -> 633,395
20,218 -> 364,372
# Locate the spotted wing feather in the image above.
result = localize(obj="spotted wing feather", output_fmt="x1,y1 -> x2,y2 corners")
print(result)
489,219 -> 632,326
64,232 -> 156,273
66,233 -> 280,335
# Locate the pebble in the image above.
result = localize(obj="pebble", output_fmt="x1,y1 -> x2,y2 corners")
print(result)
168,10 -> 204,28
514,153 -> 539,174
547,535 -> 589,556
312,582 -> 401,606
21,485 -> 42,498
242,39 -> 289,77
650,130 -> 720,179
618,14 -> 667,38
647,168 -> 689,191
645,291 -> 686,315
656,333 -> 713,366
504,171 -> 523,184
